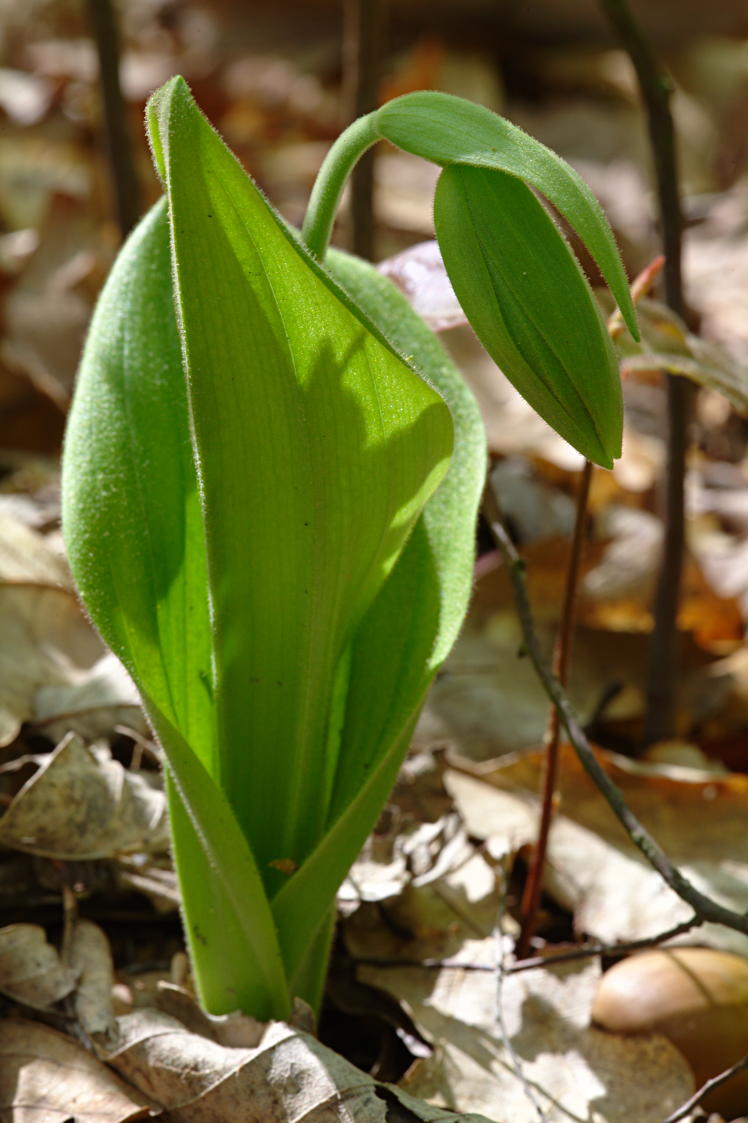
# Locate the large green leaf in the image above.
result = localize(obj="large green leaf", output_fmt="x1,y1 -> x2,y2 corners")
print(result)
61,200 -> 213,757
61,200 -> 289,1018
146,76 -> 453,874
272,249 -> 486,980
374,90 -> 638,342
64,77 -> 484,1017
434,163 -> 622,467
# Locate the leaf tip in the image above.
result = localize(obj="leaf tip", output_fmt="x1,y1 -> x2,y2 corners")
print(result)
146,75 -> 195,184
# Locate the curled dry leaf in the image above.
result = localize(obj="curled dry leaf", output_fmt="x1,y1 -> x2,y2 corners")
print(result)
102,1004 -> 495,1123
33,648 -> 147,743
0,732 -> 169,859
447,745 -> 748,956
0,923 -> 76,1008
68,919 -> 117,1039
0,1017 -> 156,1123
611,294 -> 748,415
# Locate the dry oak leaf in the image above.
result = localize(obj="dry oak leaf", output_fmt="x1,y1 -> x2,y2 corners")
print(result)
0,1017 -> 155,1122
102,1006 -> 495,1123
343,818 -> 693,1122
447,745 -> 748,956
0,923 -> 76,1008
363,954 -> 694,1123
0,732 -> 169,859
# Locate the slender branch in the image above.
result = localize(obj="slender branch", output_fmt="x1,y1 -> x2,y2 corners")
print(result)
598,0 -> 691,745
486,513 -> 748,936
342,0 -> 384,260
513,460 -> 592,958
662,1055 -> 748,1123
85,0 -> 141,238
509,915 -> 701,974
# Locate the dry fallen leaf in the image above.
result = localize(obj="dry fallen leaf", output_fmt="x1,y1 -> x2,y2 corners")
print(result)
344,828 -> 694,1123
448,745 -> 748,957
103,1002 -> 495,1123
0,507 -> 146,744
0,1017 -> 156,1123
68,919 -> 117,1038
0,506 -> 70,586
0,732 -> 169,859
0,923 -> 76,1008
367,955 -> 694,1123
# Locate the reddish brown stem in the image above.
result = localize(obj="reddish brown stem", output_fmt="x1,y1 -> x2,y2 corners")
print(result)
515,459 -> 592,959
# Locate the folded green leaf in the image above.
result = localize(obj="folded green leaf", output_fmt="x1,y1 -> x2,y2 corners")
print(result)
434,163 -> 623,467
374,90 -> 638,342
272,248 -> 486,979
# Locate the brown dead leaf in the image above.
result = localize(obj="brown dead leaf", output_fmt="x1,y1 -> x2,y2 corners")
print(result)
0,923 -> 76,1008
2,193 -> 102,404
103,1005 -> 495,1123
68,920 -> 116,1038
365,955 -> 694,1123
0,580 -> 145,746
0,507 -> 70,586
0,511 -> 145,742
0,1017 -> 156,1122
344,823 -> 693,1123
0,733 -> 169,859
341,750 -> 475,912
448,745 -> 748,957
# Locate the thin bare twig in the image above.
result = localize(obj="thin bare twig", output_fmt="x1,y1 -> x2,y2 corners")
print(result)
486,513 -> 748,936
598,0 -> 691,746
85,0 -> 141,238
495,855 -> 548,1123
342,0 -> 384,259
509,915 -> 701,974
512,460 -> 592,958
662,1054 -> 748,1123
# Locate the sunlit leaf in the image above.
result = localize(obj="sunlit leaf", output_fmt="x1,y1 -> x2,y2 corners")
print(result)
434,163 -> 622,467
375,90 -> 638,341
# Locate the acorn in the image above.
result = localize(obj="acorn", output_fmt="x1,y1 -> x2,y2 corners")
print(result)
592,947 -> 748,1119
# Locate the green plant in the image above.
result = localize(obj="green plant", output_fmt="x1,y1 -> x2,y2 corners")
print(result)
61,77 -> 636,1020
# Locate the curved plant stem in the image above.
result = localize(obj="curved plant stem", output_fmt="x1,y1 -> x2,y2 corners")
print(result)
598,0 -> 690,745
301,113 -> 380,259
512,459 -> 592,958
487,511 -> 748,937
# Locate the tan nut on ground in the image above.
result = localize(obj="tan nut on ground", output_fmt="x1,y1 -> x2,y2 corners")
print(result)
592,947 -> 748,1119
